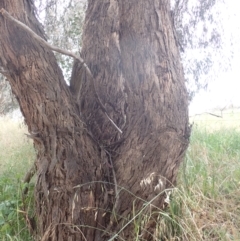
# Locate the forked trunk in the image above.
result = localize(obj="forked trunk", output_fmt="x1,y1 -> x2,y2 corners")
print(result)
0,0 -> 190,240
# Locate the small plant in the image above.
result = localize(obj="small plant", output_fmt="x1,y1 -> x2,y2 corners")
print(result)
0,174 -> 35,240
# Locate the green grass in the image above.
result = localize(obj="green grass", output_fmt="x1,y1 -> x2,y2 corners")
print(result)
174,126 -> 240,240
0,117 -> 35,241
166,109 -> 240,240
1,109 -> 240,240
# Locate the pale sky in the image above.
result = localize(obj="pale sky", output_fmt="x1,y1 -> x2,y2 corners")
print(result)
189,0 -> 240,115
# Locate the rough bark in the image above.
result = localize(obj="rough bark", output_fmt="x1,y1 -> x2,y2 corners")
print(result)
0,0 -> 190,240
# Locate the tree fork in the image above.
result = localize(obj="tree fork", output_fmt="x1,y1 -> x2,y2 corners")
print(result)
0,2 -> 108,240
0,8 -> 122,134
0,0 -> 190,240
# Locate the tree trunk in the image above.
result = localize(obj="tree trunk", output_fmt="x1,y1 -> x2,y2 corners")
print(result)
0,0 -> 190,240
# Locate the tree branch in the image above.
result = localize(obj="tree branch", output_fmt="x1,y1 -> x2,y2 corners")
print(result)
0,9 -> 83,63
0,8 -> 122,134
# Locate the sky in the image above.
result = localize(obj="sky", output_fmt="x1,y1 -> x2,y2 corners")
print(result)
189,0 -> 240,115
189,55 -> 240,115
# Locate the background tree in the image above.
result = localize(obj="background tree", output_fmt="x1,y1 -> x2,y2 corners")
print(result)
0,1 -> 190,240
172,0 -> 233,99
0,75 -> 18,115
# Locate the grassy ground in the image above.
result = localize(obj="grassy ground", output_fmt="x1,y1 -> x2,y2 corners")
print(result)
170,109 -> 240,240
174,126 -> 240,240
0,117 -> 35,241
0,109 -> 240,240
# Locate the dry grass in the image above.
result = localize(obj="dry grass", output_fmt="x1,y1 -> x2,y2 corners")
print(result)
190,108 -> 240,131
0,117 -> 34,173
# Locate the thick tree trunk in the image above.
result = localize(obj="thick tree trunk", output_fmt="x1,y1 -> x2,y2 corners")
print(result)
0,0 -> 190,240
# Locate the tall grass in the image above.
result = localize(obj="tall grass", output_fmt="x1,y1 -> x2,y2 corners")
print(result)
1,110 -> 240,240
0,117 -> 35,241
174,126 -> 240,240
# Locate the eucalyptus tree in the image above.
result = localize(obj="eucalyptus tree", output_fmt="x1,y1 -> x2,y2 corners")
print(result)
0,0 -> 189,240
0,0 -> 231,115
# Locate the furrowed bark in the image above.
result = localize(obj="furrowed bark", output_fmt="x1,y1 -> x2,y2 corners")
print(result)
78,0 -> 190,238
0,0 -> 190,240
0,1 -> 106,240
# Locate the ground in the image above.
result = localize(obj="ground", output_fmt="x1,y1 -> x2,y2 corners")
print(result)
0,108 -> 240,240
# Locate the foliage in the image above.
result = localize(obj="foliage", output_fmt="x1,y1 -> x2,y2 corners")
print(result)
36,0 -> 87,82
172,0 -> 234,99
